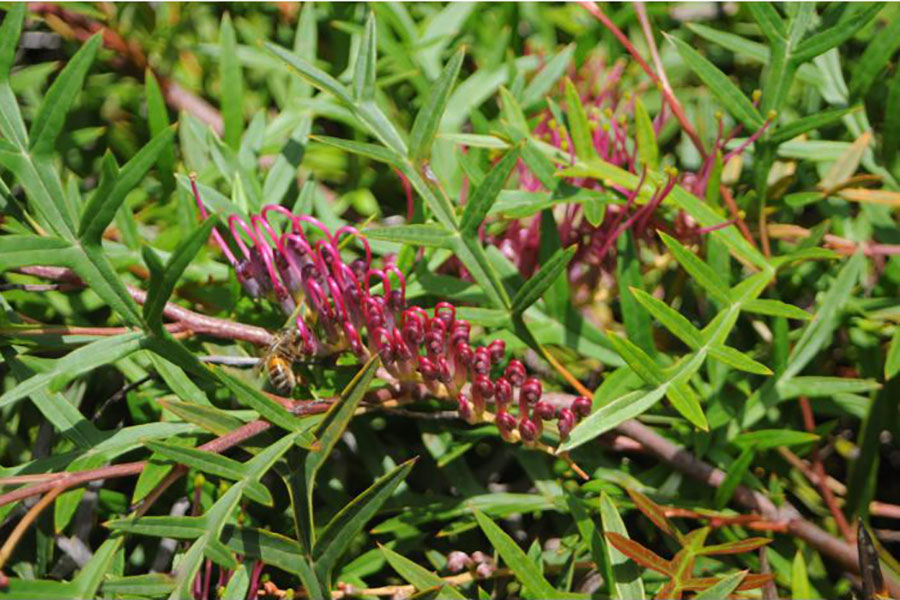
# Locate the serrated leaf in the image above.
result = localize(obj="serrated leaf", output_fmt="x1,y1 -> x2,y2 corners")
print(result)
667,33 -> 764,131
409,48 -> 464,162
473,509 -> 558,598
460,146 -> 521,234
511,246 -> 574,314
30,34 -> 101,155
314,459 -> 416,586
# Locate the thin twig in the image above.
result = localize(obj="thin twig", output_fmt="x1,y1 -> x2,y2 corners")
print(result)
0,486 -> 62,570
798,396 -> 854,542
581,1 -> 706,158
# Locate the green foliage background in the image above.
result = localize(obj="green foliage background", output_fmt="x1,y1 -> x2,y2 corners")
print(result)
1,2 -> 900,598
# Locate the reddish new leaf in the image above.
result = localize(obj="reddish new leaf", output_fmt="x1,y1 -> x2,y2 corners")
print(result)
605,532 -> 674,575
626,487 -> 679,540
683,573 -> 776,592
697,537 -> 773,556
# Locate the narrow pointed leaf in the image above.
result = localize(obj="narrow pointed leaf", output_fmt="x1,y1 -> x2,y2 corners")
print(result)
693,571 -> 748,599
605,533 -> 673,575
667,33 -> 764,130
220,13 -> 243,149
633,96 -> 658,172
381,545 -> 466,600
599,493 -> 645,600
793,3 -> 885,64
708,345 -> 772,375
30,34 -> 101,155
659,231 -> 730,304
563,77 -> 597,161
630,287 -> 702,349
511,246 -> 575,314
352,11 -> 377,101
461,146 -> 521,234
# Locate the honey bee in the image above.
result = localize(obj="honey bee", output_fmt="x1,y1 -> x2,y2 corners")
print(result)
260,327 -> 305,394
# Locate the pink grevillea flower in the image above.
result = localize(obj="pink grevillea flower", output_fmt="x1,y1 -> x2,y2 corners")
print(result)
191,181 -> 590,442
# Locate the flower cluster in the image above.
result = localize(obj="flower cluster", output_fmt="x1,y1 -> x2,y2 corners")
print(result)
191,179 -> 591,442
447,550 -> 496,579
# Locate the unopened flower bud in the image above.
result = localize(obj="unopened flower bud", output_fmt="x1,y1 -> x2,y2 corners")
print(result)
521,377 -> 542,405
572,396 -> 592,419
424,330 -> 444,357
496,410 -> 516,438
447,551 -> 472,572
434,302 -> 455,330
475,562 -> 496,579
534,401 -> 555,421
386,289 -> 405,314
436,357 -> 452,384
457,394 -> 473,422
470,551 -> 490,565
505,359 -> 526,387
558,408 -> 576,440
472,347 -> 492,376
418,356 -> 438,381
488,339 -> 506,363
519,418 -> 538,443
494,377 -> 512,409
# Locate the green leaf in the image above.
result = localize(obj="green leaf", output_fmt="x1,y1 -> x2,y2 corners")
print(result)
293,356 -> 380,553
714,446 -> 755,509
659,232 -> 730,304
220,13 -> 243,150
101,574 -> 176,597
262,116 -> 310,205
708,345 -> 773,375
381,545 -> 466,600
29,34 -> 101,155
352,11 -> 377,102
314,459 -> 416,585
461,146 -> 521,234
792,550 -> 811,599
473,509 -> 558,598
782,252 -> 865,380
312,134 -> 403,165
449,234 -> 511,310
511,246 -> 574,314
409,47 -> 464,162
633,96 -> 658,172
216,370 -> 315,439
145,441 -> 273,506
0,235 -> 74,271
770,106 -> 862,144
693,571 -> 748,599
666,33 -> 764,131
598,493 -> 645,600
221,565 -> 250,600
666,382 -> 708,431
617,232 -> 655,355
106,515 -> 207,539
563,77 -> 597,161
747,3 -> 787,42
0,4 -> 25,82
264,41 -> 353,104
743,298 -> 812,320
777,376 -> 881,399
734,429 -> 819,449
887,328 -> 900,380
630,287 -> 702,349
142,217 -> 217,330
79,125 -> 177,245
363,224 -> 454,249
0,333 -> 146,410
606,334 -> 665,386
145,69 -> 175,189
520,43 -> 575,109
885,67 -> 900,167
792,3 -> 885,64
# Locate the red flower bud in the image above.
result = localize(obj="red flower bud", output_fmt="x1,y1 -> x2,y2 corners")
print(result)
518,418 -> 538,442
505,359 -> 526,387
447,551 -> 472,572
572,396 -> 592,419
494,377 -> 512,408
457,394 -> 473,422
488,339 -> 506,363
496,410 -> 516,437
521,377 -> 542,405
558,408 -> 576,439
534,401 -> 555,421
472,347 -> 491,376
418,356 -> 438,381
